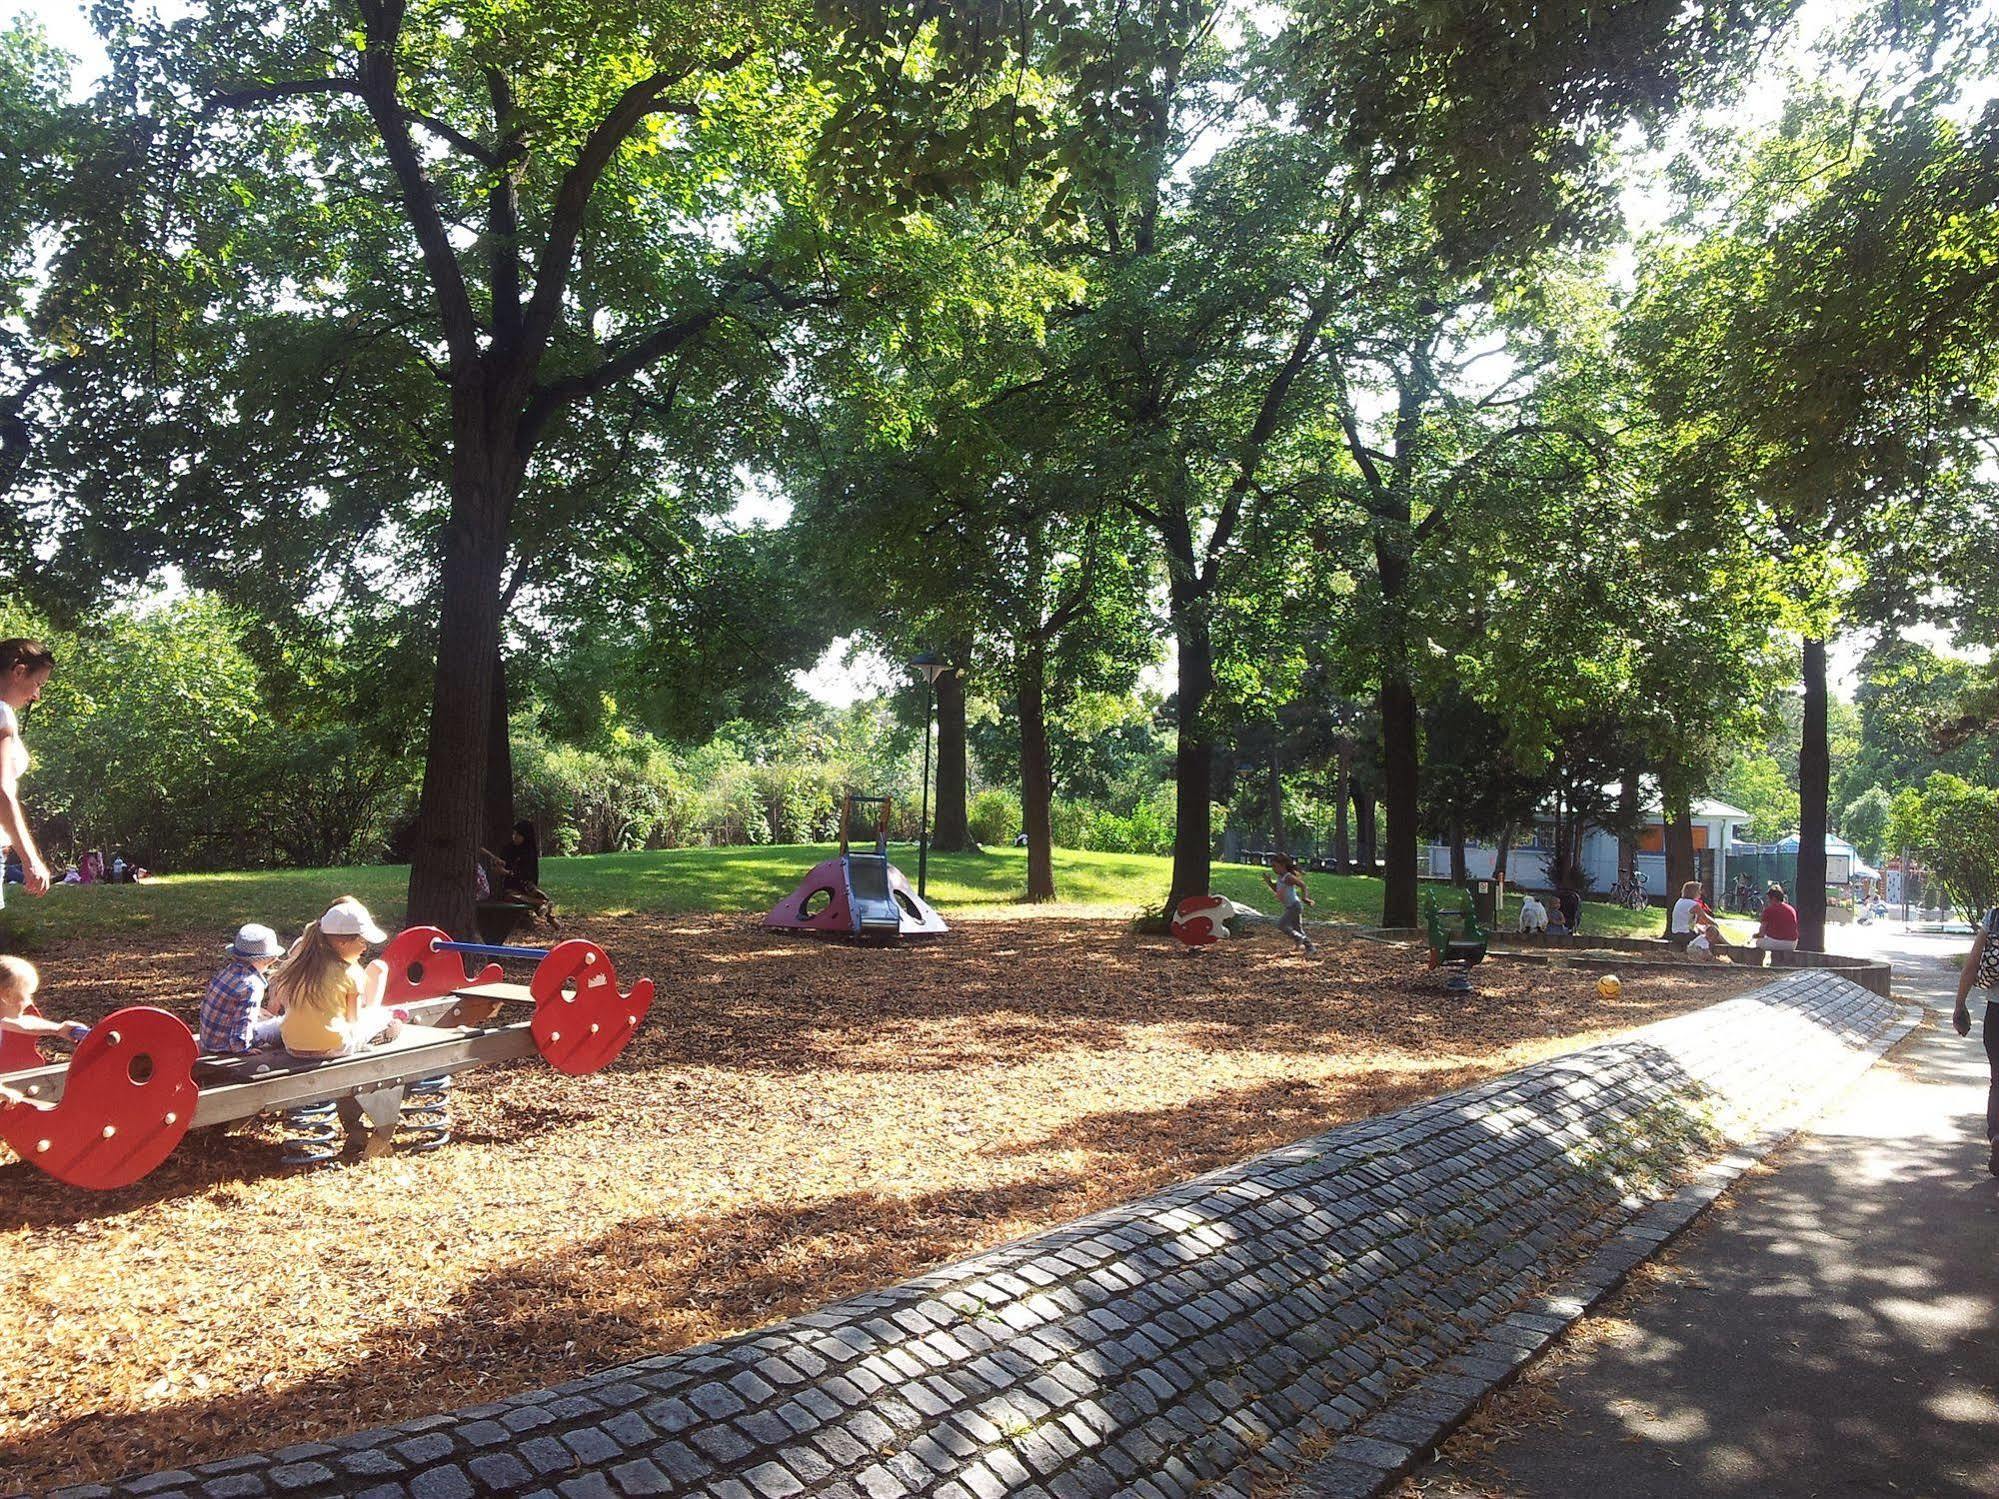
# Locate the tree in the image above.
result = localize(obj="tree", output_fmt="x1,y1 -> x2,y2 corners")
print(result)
1841,785 -> 1893,865
1723,753 -> 1800,844
24,3 -> 875,934
1894,774 -> 1999,920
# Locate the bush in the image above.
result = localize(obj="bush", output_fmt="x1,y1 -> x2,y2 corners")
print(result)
1049,799 -> 1091,850
968,789 -> 1022,846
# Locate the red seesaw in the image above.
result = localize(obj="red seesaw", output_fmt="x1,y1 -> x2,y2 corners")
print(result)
0,929 -> 655,1190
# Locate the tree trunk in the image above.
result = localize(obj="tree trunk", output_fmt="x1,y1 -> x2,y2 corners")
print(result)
930,651 -> 973,852
1266,746 -> 1287,856
484,648 -> 514,864
1355,790 -> 1376,871
407,439 -> 514,939
1616,777 -> 1639,884
1165,594 -> 1215,917
1448,817 -> 1467,886
1333,744 -> 1351,872
1379,669 -> 1420,926
1797,636 -> 1831,950
1019,644 -> 1056,903
1494,824 -> 1513,883
1662,789 -> 1696,937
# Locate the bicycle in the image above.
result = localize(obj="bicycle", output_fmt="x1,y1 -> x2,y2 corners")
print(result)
1607,871 -> 1650,909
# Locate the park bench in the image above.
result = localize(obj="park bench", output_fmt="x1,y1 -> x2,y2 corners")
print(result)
1424,886 -> 1489,992
0,928 -> 655,1190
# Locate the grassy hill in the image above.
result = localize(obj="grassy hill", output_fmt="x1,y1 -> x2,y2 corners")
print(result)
0,844 -> 1711,947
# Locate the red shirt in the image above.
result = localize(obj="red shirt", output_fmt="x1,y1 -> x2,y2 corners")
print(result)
1759,900 -> 1800,941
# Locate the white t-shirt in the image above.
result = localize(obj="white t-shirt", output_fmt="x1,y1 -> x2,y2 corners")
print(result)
0,700 -> 22,851
1518,895 -> 1547,932
1671,897 -> 1700,934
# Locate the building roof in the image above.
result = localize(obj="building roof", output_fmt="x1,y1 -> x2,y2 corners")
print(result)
1692,798 -> 1752,822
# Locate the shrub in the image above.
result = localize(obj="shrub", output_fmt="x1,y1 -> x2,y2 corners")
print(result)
968,789 -> 1022,846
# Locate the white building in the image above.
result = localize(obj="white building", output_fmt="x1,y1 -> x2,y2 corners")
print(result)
1425,798 -> 1753,896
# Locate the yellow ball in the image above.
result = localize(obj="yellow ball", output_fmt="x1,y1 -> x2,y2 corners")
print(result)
1597,974 -> 1623,1001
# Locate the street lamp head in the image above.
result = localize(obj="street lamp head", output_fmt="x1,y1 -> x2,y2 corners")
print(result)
908,650 -> 952,686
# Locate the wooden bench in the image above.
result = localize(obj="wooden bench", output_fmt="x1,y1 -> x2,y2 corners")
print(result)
0,932 -> 654,1190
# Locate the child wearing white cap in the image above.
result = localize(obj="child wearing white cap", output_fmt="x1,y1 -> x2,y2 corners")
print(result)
269,897 -> 405,1058
197,923 -> 288,1054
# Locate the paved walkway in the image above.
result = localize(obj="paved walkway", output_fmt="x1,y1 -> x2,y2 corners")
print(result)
1418,923 -> 1999,1498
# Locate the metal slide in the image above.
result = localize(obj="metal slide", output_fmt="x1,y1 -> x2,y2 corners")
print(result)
844,853 -> 903,939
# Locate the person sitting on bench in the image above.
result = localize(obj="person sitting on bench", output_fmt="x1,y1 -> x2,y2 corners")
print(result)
482,820 -> 558,928
270,898 -> 405,1059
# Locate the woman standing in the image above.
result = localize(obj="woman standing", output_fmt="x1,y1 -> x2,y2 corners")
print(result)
0,638 -> 55,911
1952,908 -> 1999,1177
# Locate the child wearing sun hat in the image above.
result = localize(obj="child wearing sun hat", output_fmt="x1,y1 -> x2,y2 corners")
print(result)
269,897 -> 405,1058
197,923 -> 288,1054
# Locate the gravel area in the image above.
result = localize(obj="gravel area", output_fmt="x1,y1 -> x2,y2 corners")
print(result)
0,914 -> 1758,1491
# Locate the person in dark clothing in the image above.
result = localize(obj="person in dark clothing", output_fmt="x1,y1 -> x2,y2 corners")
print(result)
1555,884 -> 1582,936
481,820 -> 559,928
1952,906 -> 1999,1177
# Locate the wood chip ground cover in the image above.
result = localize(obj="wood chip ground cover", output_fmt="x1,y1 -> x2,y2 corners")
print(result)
0,915 -> 1758,1492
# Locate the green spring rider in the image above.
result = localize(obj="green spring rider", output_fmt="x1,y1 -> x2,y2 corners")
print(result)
1424,886 -> 1490,993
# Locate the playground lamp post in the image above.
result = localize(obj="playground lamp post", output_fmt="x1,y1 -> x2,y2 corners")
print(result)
909,651 -> 950,900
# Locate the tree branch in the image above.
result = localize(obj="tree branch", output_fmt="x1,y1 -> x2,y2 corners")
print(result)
201,76 -> 500,165
353,0 -> 480,369
1201,289 -> 1339,588
516,49 -> 752,376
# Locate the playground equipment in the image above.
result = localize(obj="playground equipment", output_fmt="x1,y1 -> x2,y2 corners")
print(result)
1170,894 -> 1234,948
1168,894 -> 1272,949
0,929 -> 654,1190
764,793 -> 948,943
1424,886 -> 1489,993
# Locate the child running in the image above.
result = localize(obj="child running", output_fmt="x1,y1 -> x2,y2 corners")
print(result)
269,898 -> 404,1059
1263,854 -> 1319,955
197,923 -> 287,1053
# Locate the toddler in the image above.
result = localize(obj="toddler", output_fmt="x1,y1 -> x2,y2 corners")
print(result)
197,923 -> 288,1053
0,954 -> 89,1076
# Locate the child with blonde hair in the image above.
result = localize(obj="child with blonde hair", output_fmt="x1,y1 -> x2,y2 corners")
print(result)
1,955 -> 89,1082
269,898 -> 405,1058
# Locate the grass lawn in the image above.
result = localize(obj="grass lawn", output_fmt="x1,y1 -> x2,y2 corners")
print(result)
0,844 -> 1716,946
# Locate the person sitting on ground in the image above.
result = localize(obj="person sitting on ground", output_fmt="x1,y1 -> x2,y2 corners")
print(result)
1674,882 -> 1729,959
1545,905 -> 1570,937
269,898 -> 405,1059
1750,884 -> 1801,952
1518,893 -> 1548,933
0,954 -> 89,1068
1670,880 -> 1710,948
481,819 -> 559,928
1556,883 -> 1582,936
197,923 -> 288,1054
1262,853 -> 1318,955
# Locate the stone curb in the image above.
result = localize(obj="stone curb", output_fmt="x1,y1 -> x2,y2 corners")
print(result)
75,975 -> 1912,1499
1284,999 -> 1927,1498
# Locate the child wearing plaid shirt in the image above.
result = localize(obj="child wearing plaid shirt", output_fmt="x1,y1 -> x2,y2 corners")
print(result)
198,924 -> 286,1053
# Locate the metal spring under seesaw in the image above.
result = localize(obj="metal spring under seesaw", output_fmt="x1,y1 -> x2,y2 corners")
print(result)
398,1074 -> 453,1152
282,1099 -> 343,1166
